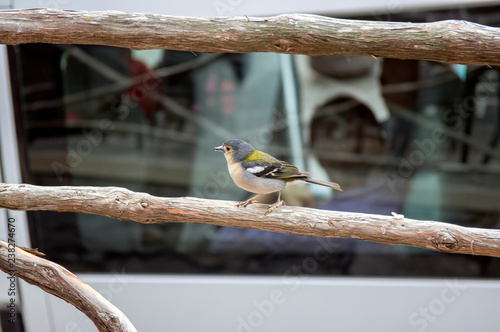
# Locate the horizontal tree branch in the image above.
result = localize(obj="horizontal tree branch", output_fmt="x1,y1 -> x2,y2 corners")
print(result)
0,239 -> 137,332
1,183 -> 500,258
0,9 -> 500,65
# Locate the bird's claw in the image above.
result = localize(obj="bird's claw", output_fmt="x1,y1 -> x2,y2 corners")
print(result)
265,200 -> 285,215
235,200 -> 256,208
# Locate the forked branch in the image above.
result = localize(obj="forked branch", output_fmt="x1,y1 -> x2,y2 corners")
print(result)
0,239 -> 137,332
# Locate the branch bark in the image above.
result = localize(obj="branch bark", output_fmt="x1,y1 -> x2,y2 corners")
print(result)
1,183 -> 500,258
1,8 -> 500,65
0,239 -> 137,332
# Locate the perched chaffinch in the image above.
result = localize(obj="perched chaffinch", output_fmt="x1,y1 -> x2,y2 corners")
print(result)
215,139 -> 342,214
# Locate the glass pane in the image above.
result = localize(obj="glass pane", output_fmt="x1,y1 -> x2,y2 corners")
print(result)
9,43 -> 500,277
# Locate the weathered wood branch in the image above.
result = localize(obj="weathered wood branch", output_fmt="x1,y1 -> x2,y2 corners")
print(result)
1,183 -> 500,258
0,239 -> 137,332
0,8 -> 500,65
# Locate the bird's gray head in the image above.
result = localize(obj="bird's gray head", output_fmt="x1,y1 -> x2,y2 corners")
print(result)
215,139 -> 255,163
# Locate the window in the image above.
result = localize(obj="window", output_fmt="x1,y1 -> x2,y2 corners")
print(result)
8,6 -> 500,277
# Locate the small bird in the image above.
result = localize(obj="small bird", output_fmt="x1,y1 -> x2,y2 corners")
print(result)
215,139 -> 342,214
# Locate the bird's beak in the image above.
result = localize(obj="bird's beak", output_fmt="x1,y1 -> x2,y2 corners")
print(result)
215,145 -> 224,152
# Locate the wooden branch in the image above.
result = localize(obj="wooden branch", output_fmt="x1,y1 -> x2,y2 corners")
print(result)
1,183 -> 500,258
1,9 -> 500,65
0,239 -> 137,332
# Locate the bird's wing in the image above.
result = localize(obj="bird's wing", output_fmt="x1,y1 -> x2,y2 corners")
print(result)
243,159 -> 308,181
272,161 -> 309,180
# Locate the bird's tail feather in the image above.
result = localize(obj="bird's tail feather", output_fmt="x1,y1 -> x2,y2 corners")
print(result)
304,177 -> 342,191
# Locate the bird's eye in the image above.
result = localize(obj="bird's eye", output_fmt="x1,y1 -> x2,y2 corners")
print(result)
225,146 -> 231,152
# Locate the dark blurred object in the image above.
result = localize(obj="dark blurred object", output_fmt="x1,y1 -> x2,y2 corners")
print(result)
382,4 -> 500,26
310,55 -> 376,79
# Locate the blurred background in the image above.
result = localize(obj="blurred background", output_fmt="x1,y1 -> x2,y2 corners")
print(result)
1,0 -> 500,331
